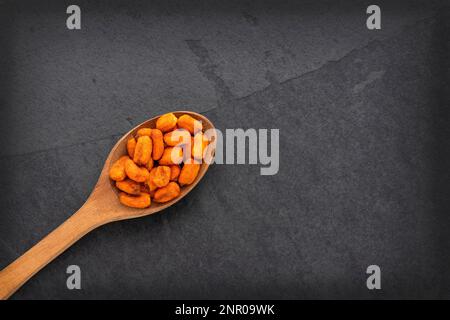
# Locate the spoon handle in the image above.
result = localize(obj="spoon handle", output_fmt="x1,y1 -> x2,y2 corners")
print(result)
0,201 -> 104,299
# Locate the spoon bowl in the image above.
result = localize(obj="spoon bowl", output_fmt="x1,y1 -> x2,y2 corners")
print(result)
100,110 -> 216,221
0,111 -> 216,299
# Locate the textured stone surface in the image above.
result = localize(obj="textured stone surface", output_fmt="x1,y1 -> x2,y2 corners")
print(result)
0,0 -> 448,299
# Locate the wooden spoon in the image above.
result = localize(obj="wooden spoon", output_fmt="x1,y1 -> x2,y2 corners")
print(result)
0,111 -> 216,299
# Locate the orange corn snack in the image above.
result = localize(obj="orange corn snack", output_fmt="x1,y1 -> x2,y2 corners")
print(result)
153,182 -> 181,203
156,113 -> 178,132
133,135 -> 152,165
125,158 -> 149,182
178,163 -> 200,185
119,192 -> 151,208
109,156 -> 130,181
158,146 -> 183,165
151,166 -> 171,188
127,137 -> 136,158
136,128 -> 152,137
116,179 -> 141,195
163,129 -> 191,147
177,114 -> 202,135
169,165 -> 180,181
150,129 -> 164,160
147,167 -> 158,191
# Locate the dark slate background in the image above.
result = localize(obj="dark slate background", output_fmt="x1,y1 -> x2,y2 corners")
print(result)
0,0 -> 449,299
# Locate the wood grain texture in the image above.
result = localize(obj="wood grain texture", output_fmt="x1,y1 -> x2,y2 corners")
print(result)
0,111 -> 216,299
